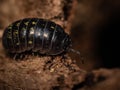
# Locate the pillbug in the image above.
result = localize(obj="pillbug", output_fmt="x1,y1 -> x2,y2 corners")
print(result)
2,18 -> 81,60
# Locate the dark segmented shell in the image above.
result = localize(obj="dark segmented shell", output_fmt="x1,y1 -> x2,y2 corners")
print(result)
2,18 -> 72,55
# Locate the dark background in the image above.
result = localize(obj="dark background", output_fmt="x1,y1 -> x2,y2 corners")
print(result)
70,0 -> 120,70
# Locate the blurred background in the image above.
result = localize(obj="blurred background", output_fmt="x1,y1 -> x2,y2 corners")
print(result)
70,0 -> 120,70
0,0 -> 120,71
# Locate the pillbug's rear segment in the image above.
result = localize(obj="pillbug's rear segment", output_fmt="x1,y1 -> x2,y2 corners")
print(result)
2,18 -> 72,56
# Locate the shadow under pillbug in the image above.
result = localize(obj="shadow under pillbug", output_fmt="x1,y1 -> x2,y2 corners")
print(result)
2,18 -> 81,59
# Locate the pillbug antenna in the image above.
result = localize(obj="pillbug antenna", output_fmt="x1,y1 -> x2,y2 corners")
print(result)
69,48 -> 84,64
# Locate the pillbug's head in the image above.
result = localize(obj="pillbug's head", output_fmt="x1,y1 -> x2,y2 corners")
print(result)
63,35 -> 84,64
62,35 -> 72,51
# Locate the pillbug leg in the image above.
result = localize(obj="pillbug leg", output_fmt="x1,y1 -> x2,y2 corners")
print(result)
43,56 -> 54,70
61,54 -> 76,71
35,52 -> 39,57
19,54 -> 25,59
13,53 -> 24,60
13,53 -> 20,60
69,48 -> 84,64
13,53 -> 17,60
32,52 -> 35,56
61,54 -> 68,60
24,54 -> 28,59
61,54 -> 68,65
51,55 -> 55,60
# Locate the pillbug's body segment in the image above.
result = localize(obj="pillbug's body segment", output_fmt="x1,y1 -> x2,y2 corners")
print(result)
2,18 -> 72,56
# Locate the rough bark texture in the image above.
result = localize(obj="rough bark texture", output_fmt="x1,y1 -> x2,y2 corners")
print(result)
0,0 -> 120,90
